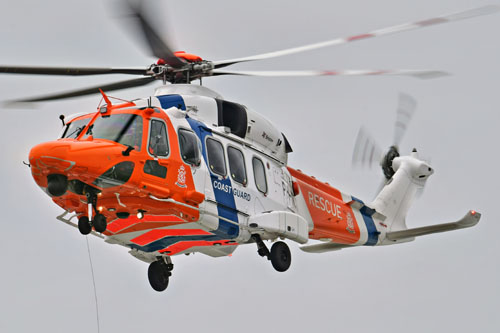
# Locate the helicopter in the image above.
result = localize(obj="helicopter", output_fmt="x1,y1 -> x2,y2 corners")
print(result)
1,3 -> 496,292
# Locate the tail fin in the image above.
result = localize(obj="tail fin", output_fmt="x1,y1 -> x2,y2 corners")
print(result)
370,150 -> 433,232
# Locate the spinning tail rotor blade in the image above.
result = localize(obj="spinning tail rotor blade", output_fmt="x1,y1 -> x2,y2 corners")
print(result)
9,77 -> 156,103
0,66 -> 148,76
211,69 -> 449,79
352,93 -> 422,186
214,5 -> 499,68
393,93 -> 417,147
352,126 -> 384,169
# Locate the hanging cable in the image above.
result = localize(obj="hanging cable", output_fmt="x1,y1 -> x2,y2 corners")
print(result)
86,236 -> 101,333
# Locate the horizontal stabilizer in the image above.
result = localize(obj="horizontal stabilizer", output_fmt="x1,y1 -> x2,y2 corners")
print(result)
386,210 -> 480,241
300,242 -> 354,253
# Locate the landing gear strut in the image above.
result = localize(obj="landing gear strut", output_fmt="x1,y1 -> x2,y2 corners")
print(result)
252,235 -> 291,272
77,191 -> 107,235
148,257 -> 174,292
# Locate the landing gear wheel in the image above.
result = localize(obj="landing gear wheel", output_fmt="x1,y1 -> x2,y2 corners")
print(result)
270,241 -> 291,272
78,216 -> 92,235
148,261 -> 170,292
93,213 -> 107,233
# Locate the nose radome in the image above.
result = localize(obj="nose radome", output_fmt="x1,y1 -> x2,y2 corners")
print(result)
30,139 -> 135,195
29,141 -> 71,165
29,141 -> 74,196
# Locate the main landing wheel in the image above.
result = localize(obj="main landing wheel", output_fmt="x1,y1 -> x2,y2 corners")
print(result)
148,261 -> 171,292
78,216 -> 92,235
93,213 -> 107,233
270,241 -> 291,272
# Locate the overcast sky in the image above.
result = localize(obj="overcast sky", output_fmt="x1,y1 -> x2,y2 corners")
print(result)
0,0 -> 499,332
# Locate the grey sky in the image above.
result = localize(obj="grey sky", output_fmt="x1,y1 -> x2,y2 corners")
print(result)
0,0 -> 499,332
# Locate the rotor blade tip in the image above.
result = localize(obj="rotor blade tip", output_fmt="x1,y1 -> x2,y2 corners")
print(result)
413,71 -> 451,79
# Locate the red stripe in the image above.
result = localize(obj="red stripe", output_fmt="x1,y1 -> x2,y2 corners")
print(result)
347,33 -> 374,42
130,229 -> 213,246
159,240 -> 237,256
106,215 -> 184,233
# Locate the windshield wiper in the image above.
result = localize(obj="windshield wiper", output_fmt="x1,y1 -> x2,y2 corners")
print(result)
122,145 -> 134,156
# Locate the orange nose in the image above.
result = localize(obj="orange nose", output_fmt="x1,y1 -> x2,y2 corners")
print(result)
29,141 -> 74,193
29,139 -> 129,195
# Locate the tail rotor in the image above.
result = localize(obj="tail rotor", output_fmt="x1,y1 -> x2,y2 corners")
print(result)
352,93 -> 417,181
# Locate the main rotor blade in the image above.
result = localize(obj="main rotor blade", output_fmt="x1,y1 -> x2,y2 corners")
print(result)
10,77 -> 156,103
123,1 -> 186,68
0,66 -> 148,76
393,93 -> 417,147
212,69 -> 449,79
214,5 -> 499,68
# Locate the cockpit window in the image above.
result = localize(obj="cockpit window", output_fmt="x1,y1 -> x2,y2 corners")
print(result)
148,119 -> 169,157
178,128 -> 201,166
62,117 -> 90,139
84,113 -> 143,151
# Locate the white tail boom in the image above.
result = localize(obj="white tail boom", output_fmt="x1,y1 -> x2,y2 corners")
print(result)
301,150 -> 480,253
371,149 -> 480,245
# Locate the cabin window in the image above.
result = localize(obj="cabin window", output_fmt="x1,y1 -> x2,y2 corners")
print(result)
84,113 -> 143,151
143,160 -> 167,178
252,157 -> 267,194
206,138 -> 226,176
228,146 -> 247,185
178,128 -> 201,166
149,119 -> 169,157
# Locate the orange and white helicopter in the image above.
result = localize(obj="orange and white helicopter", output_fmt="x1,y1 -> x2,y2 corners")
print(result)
2,3 -> 496,292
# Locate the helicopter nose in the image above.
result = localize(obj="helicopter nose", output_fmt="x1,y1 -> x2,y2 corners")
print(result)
29,141 -> 75,196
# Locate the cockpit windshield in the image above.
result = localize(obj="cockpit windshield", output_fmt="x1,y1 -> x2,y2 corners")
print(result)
84,113 -> 143,151
62,117 -> 90,139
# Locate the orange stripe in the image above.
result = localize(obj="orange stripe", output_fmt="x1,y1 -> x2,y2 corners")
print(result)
288,167 -> 361,244
288,167 -> 342,200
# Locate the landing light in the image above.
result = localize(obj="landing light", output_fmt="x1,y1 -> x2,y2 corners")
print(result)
137,211 -> 145,219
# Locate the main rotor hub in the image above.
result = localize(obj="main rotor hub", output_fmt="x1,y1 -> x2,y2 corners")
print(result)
149,56 -> 215,84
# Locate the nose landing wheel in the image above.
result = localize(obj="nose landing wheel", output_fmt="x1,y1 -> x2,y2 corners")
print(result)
78,216 -> 92,235
77,191 -> 108,235
93,213 -> 107,233
77,214 -> 107,235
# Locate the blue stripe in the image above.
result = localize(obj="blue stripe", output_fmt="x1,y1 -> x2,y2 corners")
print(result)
352,196 -> 379,246
157,94 -> 186,110
129,234 -> 223,253
127,105 -> 240,253
186,116 -> 239,238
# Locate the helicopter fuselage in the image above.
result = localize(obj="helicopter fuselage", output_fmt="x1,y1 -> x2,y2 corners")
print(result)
29,85 -> 385,260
